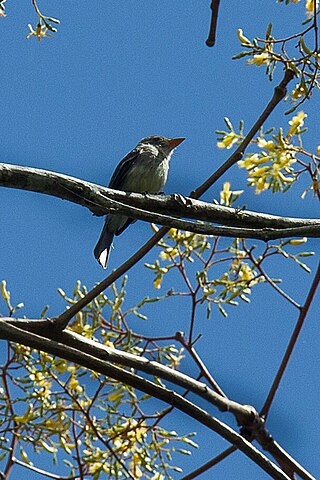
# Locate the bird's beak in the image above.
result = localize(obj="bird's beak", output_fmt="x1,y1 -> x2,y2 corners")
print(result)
168,137 -> 185,150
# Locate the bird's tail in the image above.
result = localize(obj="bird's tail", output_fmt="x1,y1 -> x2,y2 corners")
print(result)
94,223 -> 114,269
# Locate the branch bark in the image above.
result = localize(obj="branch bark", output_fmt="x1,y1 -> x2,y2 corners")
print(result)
0,163 -> 319,240
0,319 -> 292,480
1,316 -> 316,480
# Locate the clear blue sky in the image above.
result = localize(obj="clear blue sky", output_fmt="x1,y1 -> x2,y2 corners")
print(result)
1,1 -> 319,479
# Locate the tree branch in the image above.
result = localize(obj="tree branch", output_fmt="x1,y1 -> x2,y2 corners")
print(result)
1,317 -> 316,480
1,317 -> 259,426
206,0 -> 221,47
191,69 -> 295,198
260,262 -> 320,419
0,319 -> 292,480
0,163 -> 318,240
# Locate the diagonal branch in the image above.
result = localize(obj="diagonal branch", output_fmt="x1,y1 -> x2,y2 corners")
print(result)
191,69 -> 295,198
260,261 -> 320,419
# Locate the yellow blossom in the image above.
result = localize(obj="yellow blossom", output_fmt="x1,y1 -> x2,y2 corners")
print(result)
289,237 -> 307,245
291,82 -> 308,100
27,22 -> 51,41
248,52 -> 270,66
217,132 -> 240,149
69,375 -> 83,393
257,138 -> 277,151
220,182 -> 243,206
238,153 -> 267,169
239,263 -> 256,282
237,28 -> 251,45
287,111 -> 307,136
306,0 -> 318,16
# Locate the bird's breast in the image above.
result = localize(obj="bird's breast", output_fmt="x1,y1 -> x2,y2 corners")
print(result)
122,156 -> 169,193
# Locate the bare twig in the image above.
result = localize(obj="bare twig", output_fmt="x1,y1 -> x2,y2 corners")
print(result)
260,262 -> 320,419
181,445 -> 237,480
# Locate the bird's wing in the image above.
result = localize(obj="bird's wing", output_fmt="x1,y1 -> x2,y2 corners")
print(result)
108,148 -> 139,190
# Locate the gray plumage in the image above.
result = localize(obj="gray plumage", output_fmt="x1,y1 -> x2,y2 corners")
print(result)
94,135 -> 185,268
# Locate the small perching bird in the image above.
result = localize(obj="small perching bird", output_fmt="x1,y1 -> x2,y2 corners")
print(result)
94,135 -> 185,268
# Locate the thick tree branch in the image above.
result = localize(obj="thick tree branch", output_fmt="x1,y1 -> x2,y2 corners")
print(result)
1,317 -> 259,426
0,163 -> 319,240
1,317 -> 316,480
0,319 -> 292,480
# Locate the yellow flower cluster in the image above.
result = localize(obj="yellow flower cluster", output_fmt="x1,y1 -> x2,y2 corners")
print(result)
238,112 -> 307,193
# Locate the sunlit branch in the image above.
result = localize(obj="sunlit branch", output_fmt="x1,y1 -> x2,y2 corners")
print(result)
2,163 -> 318,233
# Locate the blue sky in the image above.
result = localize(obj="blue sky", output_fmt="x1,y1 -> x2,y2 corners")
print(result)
1,1 -> 319,479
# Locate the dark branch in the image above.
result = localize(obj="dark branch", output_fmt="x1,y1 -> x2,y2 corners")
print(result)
206,0 -> 221,47
260,262 -> 320,419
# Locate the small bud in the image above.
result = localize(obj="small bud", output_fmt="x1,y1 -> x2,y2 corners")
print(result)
289,237 -> 307,245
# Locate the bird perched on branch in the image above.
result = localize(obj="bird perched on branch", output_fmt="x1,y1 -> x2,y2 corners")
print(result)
94,135 -> 185,268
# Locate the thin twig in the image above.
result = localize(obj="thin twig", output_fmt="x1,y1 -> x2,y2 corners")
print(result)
180,445 -> 237,480
12,457 -> 79,480
243,244 -> 301,309
260,261 -> 320,419
176,332 -> 226,397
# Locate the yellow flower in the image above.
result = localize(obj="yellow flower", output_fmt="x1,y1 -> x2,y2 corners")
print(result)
238,153 -> 267,170
239,263 -> 256,282
306,0 -> 318,16
287,111 -> 307,136
27,22 -> 51,41
289,237 -> 307,245
291,83 -> 307,100
248,52 -> 270,66
217,132 -> 240,149
69,375 -> 83,393
220,182 -> 243,206
257,138 -> 277,151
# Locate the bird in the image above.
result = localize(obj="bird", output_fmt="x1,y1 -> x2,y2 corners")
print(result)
94,135 -> 185,269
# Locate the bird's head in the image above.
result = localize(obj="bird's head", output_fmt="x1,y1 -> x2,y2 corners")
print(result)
140,136 -> 185,156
